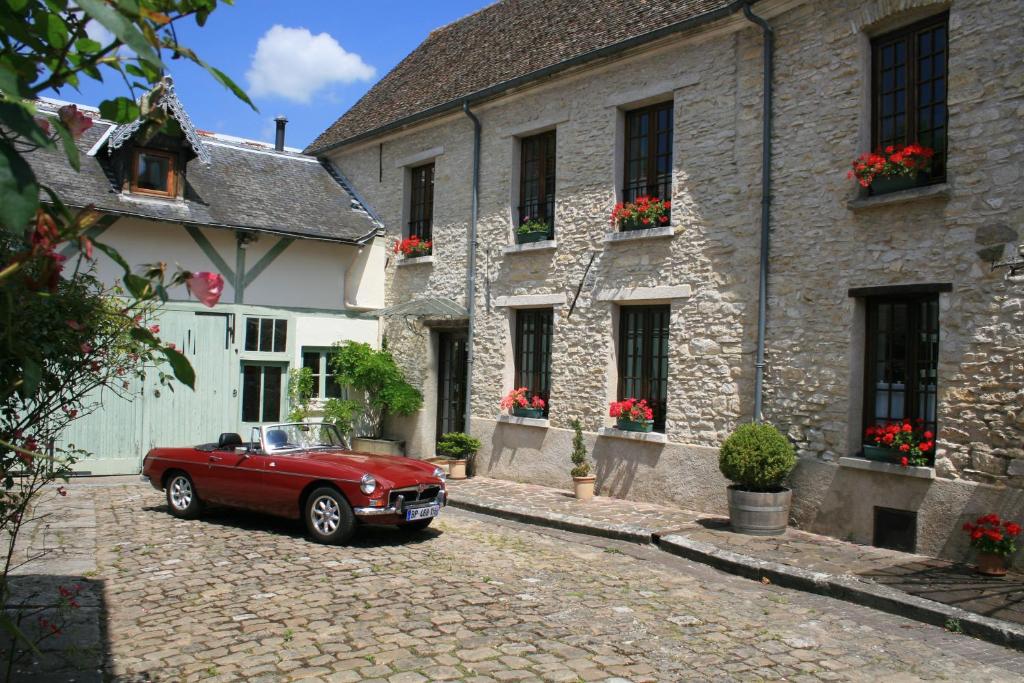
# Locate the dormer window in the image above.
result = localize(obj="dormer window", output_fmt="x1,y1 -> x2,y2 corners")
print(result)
131,149 -> 176,197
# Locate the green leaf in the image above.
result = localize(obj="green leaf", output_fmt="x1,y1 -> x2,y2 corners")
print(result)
161,346 -> 195,390
53,120 -> 80,171
0,139 -> 39,232
207,66 -> 256,111
75,0 -> 163,69
122,273 -> 152,299
0,100 -> 51,147
92,240 -> 131,273
46,13 -> 69,49
6,0 -> 30,12
98,97 -> 140,123
0,61 -> 24,99
74,37 -> 103,53
20,357 -> 41,396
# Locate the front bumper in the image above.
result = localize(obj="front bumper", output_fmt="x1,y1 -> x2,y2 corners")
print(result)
354,488 -> 446,518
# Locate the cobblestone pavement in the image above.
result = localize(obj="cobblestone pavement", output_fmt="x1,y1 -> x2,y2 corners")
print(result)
447,478 -> 1024,626
23,481 -> 1015,682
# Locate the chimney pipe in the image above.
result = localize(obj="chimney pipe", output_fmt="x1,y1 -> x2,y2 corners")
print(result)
274,115 -> 288,151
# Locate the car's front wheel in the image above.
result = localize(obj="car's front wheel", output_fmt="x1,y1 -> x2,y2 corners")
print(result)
166,472 -> 203,519
304,487 -> 355,545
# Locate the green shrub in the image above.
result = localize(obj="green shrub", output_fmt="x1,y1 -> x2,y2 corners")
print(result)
718,422 -> 796,491
569,419 -> 591,478
286,367 -> 315,422
321,398 -> 361,438
436,432 -> 481,460
330,341 -> 423,438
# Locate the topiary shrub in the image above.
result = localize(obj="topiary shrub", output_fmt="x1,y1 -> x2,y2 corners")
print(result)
569,419 -> 591,478
719,422 -> 796,491
436,432 -> 481,461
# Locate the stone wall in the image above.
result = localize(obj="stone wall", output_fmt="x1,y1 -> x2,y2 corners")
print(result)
328,0 -> 1024,558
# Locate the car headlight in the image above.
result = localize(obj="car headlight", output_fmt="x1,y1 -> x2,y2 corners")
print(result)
359,473 -> 377,495
432,467 -> 446,481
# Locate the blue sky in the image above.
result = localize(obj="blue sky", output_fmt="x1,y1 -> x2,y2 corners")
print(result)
46,1 -> 493,150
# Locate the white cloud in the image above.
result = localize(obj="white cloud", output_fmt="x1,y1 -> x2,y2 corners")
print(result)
246,25 -> 375,104
84,18 -> 115,46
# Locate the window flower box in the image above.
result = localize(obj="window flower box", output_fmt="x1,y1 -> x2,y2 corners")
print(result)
616,417 -> 653,432
515,217 -> 552,244
863,421 -> 935,468
609,398 -> 654,432
501,387 -> 546,417
515,230 -> 550,245
393,236 -> 432,258
848,144 -> 934,196
512,406 -> 544,419
610,197 -> 670,232
862,444 -> 899,463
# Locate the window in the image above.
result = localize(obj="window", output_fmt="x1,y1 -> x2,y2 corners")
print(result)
241,364 -> 283,422
244,317 -> 287,352
408,162 -> 434,248
518,130 -> 556,238
302,349 -> 342,399
623,102 -> 673,226
863,295 -> 938,439
872,13 -> 948,184
618,305 -> 670,432
131,149 -> 176,197
514,308 -> 553,416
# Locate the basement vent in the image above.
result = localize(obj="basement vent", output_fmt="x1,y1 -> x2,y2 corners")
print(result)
873,507 -> 917,553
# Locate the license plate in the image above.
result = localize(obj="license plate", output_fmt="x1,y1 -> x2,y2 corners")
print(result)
405,505 -> 440,521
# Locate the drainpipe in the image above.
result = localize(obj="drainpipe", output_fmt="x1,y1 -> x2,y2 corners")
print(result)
744,2 -> 773,423
462,101 -> 481,432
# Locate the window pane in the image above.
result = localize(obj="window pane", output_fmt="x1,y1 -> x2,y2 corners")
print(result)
303,352 -> 321,398
262,366 -> 282,422
408,163 -> 434,244
135,152 -> 170,192
273,319 -> 287,353
241,365 -> 261,422
617,305 -> 669,432
244,318 -> 259,351
257,318 -> 272,352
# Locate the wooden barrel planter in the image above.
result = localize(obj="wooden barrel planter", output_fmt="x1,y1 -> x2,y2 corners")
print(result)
727,486 -> 792,536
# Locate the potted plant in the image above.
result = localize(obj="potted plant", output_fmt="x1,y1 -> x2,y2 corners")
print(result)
719,422 -> 797,536
436,432 -> 481,480
392,235 -> 432,258
515,218 -> 550,244
330,341 -> 423,455
610,195 -> 670,231
863,420 -> 934,467
500,386 -> 546,418
962,514 -> 1021,576
608,398 -> 653,432
569,419 -> 596,500
848,143 -> 934,195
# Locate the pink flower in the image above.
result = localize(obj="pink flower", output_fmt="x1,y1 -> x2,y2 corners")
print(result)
186,272 -> 225,308
80,342 -> 93,354
149,324 -> 160,334
58,104 -> 92,139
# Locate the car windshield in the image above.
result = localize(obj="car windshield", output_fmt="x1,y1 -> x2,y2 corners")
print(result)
262,423 -> 346,452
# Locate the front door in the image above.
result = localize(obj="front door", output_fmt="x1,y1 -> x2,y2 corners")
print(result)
436,331 -> 468,439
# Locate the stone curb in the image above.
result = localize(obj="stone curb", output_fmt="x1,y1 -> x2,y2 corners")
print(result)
447,493 -> 1024,653
657,534 -> 1024,653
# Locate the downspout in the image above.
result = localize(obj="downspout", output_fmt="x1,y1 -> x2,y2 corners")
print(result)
462,101 -> 481,432
743,2 -> 773,423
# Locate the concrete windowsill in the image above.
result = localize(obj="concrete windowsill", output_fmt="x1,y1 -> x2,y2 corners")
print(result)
603,226 -> 674,243
597,427 -> 668,444
496,415 -> 549,429
838,456 -> 935,479
503,240 -> 557,255
396,255 -> 434,267
846,183 -> 951,211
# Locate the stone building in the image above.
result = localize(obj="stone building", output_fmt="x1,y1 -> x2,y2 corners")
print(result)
308,0 -> 1024,560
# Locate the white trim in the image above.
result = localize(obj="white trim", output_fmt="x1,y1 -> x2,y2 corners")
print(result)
498,113 -> 570,138
202,140 -> 320,162
503,240 -> 557,255
597,427 -> 668,444
838,456 -> 936,480
604,226 -> 675,243
596,285 -> 691,303
86,122 -> 117,157
394,146 -> 444,169
494,293 -> 566,308
396,255 -> 435,267
496,415 -> 550,429
605,74 -> 700,108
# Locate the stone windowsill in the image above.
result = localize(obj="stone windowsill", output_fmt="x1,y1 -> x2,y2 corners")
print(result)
837,456 -> 935,480
496,415 -> 549,429
502,240 -> 557,255
846,183 -> 951,211
597,427 -> 668,444
396,255 -> 434,267
603,226 -> 675,243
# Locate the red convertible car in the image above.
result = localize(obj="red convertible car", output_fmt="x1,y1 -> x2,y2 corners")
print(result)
141,423 -> 446,544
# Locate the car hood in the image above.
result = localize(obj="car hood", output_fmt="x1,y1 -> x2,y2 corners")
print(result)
301,450 -> 440,487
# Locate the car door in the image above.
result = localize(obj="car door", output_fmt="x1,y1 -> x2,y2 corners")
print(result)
204,444 -> 267,509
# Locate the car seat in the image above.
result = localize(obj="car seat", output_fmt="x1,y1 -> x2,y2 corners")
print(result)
217,433 -> 243,449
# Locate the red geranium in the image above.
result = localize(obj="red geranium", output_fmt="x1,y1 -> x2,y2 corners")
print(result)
610,196 -> 671,230
392,236 -> 432,258
500,387 -> 545,413
962,513 -> 1020,557
609,398 -> 653,422
848,143 -> 934,188
864,420 -> 933,467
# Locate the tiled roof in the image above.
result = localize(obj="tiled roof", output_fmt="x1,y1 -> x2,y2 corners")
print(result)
307,0 -> 739,153
28,103 -> 381,244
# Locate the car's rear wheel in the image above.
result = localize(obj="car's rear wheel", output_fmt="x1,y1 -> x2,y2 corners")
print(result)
166,472 -> 202,519
304,487 -> 355,545
400,518 -> 433,532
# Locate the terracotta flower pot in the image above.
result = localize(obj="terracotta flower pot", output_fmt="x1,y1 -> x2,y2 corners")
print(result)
573,476 -> 596,500
448,459 -> 467,480
975,551 -> 1008,577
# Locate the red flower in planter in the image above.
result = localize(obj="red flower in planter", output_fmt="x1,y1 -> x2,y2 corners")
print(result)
864,420 -> 933,467
848,143 -> 934,188
963,513 -> 1020,557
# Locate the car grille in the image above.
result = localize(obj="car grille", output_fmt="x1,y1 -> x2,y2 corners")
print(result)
389,486 -> 441,510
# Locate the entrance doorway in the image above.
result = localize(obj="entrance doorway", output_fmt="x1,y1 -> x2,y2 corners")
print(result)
436,331 -> 468,439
